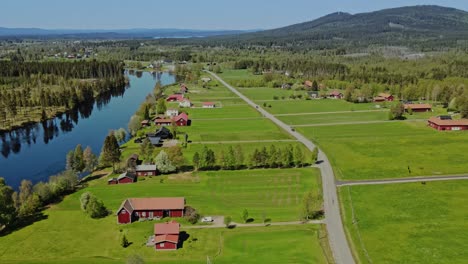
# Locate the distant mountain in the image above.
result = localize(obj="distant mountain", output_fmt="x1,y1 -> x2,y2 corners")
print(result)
0,27 -> 257,39
172,5 -> 468,49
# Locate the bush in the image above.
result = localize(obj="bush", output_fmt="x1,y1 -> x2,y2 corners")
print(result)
121,234 -> 130,248
80,192 -> 108,219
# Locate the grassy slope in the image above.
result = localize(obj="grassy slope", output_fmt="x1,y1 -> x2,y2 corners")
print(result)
339,180 -> 468,264
0,169 -> 324,264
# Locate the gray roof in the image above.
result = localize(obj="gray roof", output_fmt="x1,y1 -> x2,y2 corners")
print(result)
148,137 -> 161,145
117,172 -> 136,181
136,164 -> 157,171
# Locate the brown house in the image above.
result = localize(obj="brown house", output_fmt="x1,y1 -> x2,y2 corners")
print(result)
136,164 -> 157,176
404,104 -> 432,112
373,93 -> 394,102
154,221 -> 180,250
117,197 -> 185,224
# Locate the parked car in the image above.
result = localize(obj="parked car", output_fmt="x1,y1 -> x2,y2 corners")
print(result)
201,216 -> 213,223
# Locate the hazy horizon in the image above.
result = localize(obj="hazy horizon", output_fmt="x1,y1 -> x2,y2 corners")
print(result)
1,0 -> 467,30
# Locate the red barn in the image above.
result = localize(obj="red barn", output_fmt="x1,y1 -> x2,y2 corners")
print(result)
117,172 -> 136,184
166,94 -> 184,102
108,178 -> 118,185
428,116 -> 468,131
328,91 -> 343,99
117,197 -> 185,224
154,221 -> 180,250
136,164 -> 158,176
404,104 -> 432,112
173,113 -> 189,126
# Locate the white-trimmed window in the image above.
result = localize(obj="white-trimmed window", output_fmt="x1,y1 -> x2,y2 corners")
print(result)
142,212 -> 146,217
160,243 -> 165,248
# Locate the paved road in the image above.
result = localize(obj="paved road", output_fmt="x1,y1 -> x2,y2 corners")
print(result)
275,109 -> 387,116
208,71 -> 355,264
184,220 -> 324,229
337,174 -> 468,186
190,139 -> 298,144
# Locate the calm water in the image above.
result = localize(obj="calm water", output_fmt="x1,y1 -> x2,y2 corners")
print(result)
0,71 -> 175,188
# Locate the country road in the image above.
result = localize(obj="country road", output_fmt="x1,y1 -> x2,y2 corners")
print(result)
337,174 -> 468,186
207,71 -> 355,264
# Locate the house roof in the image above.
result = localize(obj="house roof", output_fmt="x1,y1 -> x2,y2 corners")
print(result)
428,117 -> 468,126
404,104 -> 432,110
329,91 -> 342,96
117,172 -> 136,181
155,118 -> 173,123
203,102 -> 215,106
141,120 -> 150,124
155,221 -> 180,235
154,234 -> 179,244
117,198 -> 185,215
304,80 -> 313,87
378,93 -> 392,98
136,164 -> 157,171
166,94 -> 184,101
174,113 -> 188,121
148,137 -> 161,145
108,178 -> 118,182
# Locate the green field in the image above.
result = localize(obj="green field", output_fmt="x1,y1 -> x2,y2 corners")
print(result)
238,87 -> 302,101
340,180 -> 468,264
277,111 -> 389,125
265,100 -> 379,115
298,121 -> 468,180
0,169 -> 326,264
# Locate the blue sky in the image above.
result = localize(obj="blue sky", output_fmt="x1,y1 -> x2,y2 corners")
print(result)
1,0 -> 467,30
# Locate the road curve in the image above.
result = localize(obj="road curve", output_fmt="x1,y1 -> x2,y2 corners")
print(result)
207,71 -> 355,264
337,174 -> 468,187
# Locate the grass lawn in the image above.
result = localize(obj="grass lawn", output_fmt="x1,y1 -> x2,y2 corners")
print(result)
340,180 -> 468,264
238,87 -> 304,101
219,69 -> 262,82
264,100 -> 379,115
184,105 -> 260,119
0,168 -> 325,264
277,111 -> 389,125
297,121 -> 468,180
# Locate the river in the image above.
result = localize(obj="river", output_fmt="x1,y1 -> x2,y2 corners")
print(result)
0,71 -> 175,188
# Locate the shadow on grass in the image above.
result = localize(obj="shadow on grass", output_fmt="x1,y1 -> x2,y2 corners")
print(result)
227,224 -> 237,229
80,173 -> 107,184
245,218 -> 255,223
0,211 -> 48,237
178,231 -> 190,249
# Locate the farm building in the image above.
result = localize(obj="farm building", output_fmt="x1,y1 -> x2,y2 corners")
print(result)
428,116 -> 468,131
166,94 -> 184,102
153,221 -> 180,250
136,164 -> 158,176
328,91 -> 343,99
116,197 -> 185,224
373,93 -> 394,102
141,120 -> 150,127
202,102 -> 216,108
179,99 -> 192,108
147,126 -> 172,139
166,109 -> 179,117
173,113 -> 189,126
148,136 -> 162,146
404,104 -> 432,112
108,172 -> 136,185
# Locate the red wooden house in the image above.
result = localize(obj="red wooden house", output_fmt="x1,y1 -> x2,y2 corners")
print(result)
428,116 -> 468,131
117,197 -> 185,224
136,164 -> 158,176
328,91 -> 343,99
173,113 -> 189,126
154,221 -> 180,250
166,94 -> 184,102
108,172 -> 136,185
404,104 -> 432,112
373,93 -> 394,102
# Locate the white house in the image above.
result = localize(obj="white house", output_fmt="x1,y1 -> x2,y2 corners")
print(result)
179,99 -> 192,108
166,109 -> 179,117
202,102 -> 216,108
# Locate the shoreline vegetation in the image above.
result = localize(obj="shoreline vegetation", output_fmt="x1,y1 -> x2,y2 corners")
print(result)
0,60 -> 128,132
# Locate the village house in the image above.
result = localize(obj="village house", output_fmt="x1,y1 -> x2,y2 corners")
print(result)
304,80 -> 313,89
179,99 -> 192,108
116,197 -> 185,224
373,93 -> 394,102
166,109 -> 179,117
201,77 -> 211,83
173,113 -> 189,126
147,126 -> 173,139
136,164 -> 158,176
404,104 -> 432,112
427,116 -> 468,131
108,172 -> 136,185
307,91 -> 320,99
154,117 -> 173,126
141,120 -> 150,127
180,84 -> 188,94
166,94 -> 184,102
328,91 -> 343,99
202,102 -> 216,108
148,136 -> 162,146
153,221 -> 180,251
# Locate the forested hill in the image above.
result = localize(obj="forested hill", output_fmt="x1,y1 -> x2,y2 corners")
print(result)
162,5 -> 468,50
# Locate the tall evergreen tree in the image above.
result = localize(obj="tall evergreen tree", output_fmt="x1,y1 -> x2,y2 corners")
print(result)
73,144 -> 85,173
99,133 -> 121,172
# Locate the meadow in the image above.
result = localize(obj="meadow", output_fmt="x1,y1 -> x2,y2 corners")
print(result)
264,100 -> 379,115
0,168 -> 326,264
340,180 -> 468,264
277,111 -> 389,125
298,121 -> 468,180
